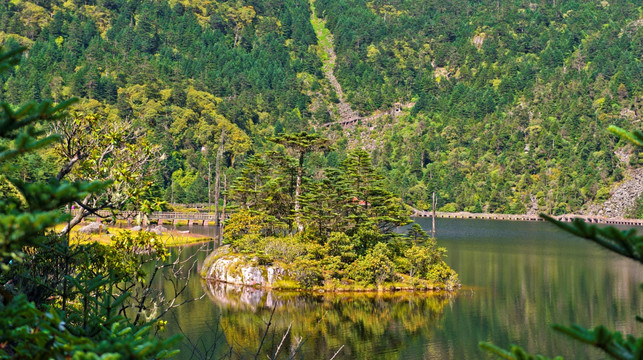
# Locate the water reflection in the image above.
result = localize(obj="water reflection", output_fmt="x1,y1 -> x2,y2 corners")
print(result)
165,219 -> 643,359
202,280 -> 455,359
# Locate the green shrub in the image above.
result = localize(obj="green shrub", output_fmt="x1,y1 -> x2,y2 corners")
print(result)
351,226 -> 382,255
595,186 -> 611,201
264,236 -> 307,263
349,243 -> 396,285
438,203 -> 458,212
426,261 -> 458,285
325,232 -> 357,263
403,244 -> 445,278
292,258 -> 324,289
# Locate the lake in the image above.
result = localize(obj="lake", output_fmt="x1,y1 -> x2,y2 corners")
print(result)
164,218 -> 643,359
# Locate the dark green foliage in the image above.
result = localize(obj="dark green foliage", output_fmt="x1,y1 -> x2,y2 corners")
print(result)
0,294 -> 177,360
0,47 -> 103,268
0,0 -> 324,206
0,47 -> 178,359
348,242 -> 396,285
314,0 -> 642,214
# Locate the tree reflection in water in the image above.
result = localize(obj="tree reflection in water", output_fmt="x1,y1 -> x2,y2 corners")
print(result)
202,280 -> 456,359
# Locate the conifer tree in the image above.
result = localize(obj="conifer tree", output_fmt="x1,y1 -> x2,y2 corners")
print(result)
271,131 -> 330,232
342,149 -> 409,233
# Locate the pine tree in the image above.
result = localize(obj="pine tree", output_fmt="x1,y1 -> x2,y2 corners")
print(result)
342,149 -> 409,234
271,131 -> 330,232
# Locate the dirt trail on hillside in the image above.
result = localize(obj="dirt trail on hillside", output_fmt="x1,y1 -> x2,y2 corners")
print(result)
310,2 -> 359,123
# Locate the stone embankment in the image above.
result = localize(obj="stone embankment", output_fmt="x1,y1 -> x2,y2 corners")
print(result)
412,209 -> 643,226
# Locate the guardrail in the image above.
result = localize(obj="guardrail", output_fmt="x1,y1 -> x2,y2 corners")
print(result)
413,210 -> 643,226
72,210 -> 226,226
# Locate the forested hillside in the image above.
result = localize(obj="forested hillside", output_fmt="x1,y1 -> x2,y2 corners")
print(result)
0,0 -> 328,202
315,0 -> 643,214
1,0 -> 642,215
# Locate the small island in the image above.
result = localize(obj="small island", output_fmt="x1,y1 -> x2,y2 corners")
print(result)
201,134 -> 459,292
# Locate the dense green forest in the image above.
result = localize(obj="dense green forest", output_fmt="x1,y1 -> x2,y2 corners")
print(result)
314,0 -> 643,214
1,0 -> 642,215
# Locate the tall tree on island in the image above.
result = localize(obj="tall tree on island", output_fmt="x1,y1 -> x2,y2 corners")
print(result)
341,149 -> 410,235
271,132 -> 330,232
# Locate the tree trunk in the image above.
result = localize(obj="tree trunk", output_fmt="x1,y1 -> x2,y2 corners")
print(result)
294,153 -> 304,232
208,161 -> 211,213
233,25 -> 240,47
214,131 -> 225,227
60,194 -> 92,235
221,174 -> 227,235
432,192 -> 437,235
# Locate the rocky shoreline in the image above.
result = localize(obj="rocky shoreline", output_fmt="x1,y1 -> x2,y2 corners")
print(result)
200,245 -> 459,292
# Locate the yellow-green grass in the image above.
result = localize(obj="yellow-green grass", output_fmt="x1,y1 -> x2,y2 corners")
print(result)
51,223 -> 213,247
309,0 -> 335,71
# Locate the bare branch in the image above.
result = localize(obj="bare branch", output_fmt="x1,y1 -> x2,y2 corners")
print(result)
255,305 -> 277,360
329,345 -> 345,360
271,322 -> 292,360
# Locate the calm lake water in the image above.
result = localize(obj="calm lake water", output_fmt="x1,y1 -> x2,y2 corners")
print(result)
163,218 -> 643,359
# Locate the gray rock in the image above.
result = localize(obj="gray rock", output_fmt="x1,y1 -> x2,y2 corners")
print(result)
267,266 -> 287,284
150,225 -> 168,235
241,266 -> 264,286
587,163 -> 643,218
78,222 -> 109,234
201,246 -> 290,288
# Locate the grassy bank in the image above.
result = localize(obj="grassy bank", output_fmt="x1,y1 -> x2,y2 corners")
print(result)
53,223 -> 213,247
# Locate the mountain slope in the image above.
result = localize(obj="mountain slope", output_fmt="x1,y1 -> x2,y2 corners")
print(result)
1,0 -> 642,215
314,0 -> 643,214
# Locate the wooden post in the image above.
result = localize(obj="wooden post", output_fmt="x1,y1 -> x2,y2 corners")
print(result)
432,192 -> 437,235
